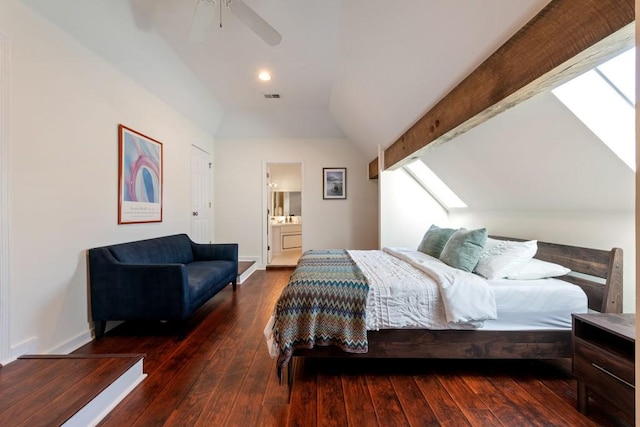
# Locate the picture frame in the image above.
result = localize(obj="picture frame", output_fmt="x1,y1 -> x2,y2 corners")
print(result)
118,124 -> 163,224
322,167 -> 346,200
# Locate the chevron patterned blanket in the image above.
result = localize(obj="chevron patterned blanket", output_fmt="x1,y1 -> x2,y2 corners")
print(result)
272,249 -> 370,374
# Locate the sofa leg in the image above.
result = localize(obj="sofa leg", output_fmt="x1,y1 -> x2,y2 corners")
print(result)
232,279 -> 237,291
177,321 -> 189,340
94,320 -> 106,339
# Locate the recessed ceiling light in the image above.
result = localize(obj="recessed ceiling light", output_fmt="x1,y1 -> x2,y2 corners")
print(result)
258,71 -> 272,81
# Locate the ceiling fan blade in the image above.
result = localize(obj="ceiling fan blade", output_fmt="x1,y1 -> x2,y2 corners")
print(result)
189,0 -> 215,43
228,0 -> 282,46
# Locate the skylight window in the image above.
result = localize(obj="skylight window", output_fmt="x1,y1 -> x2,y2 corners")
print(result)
404,160 -> 467,209
552,47 -> 635,171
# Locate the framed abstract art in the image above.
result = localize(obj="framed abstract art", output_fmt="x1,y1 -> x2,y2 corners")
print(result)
118,124 -> 163,224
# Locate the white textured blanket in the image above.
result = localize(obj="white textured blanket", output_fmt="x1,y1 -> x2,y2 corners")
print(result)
349,248 -> 497,330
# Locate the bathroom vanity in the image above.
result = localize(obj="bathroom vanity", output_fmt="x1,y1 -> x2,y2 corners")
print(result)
270,222 -> 302,254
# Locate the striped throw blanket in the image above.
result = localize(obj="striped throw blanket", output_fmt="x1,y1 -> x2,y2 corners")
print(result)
272,249 -> 370,374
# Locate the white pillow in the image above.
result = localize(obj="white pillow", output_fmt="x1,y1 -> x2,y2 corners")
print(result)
507,258 -> 571,280
474,238 -> 537,279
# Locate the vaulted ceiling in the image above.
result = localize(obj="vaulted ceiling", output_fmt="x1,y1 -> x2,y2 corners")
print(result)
19,0 -> 635,213
21,0 -> 552,159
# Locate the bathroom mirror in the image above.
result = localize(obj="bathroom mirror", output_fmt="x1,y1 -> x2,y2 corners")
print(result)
271,191 -> 302,216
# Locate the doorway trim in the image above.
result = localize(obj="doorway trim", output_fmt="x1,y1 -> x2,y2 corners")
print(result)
0,36 -> 11,364
262,161 -> 304,268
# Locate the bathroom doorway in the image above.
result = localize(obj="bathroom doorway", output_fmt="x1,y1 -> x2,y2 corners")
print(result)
265,162 -> 303,268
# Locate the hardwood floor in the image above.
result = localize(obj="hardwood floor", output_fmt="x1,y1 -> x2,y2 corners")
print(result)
0,354 -> 143,426
73,269 -> 629,427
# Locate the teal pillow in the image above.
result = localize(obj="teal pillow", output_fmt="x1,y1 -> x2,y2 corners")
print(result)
439,228 -> 488,272
417,225 -> 457,258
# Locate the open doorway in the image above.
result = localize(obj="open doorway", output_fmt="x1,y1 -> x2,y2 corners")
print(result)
265,162 -> 303,268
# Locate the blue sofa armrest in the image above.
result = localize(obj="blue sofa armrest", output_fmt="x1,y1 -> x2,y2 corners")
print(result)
190,242 -> 239,264
89,248 -> 190,321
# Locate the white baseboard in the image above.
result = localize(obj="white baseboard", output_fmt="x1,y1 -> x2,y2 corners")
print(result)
47,329 -> 93,355
238,256 -> 259,284
9,336 -> 38,362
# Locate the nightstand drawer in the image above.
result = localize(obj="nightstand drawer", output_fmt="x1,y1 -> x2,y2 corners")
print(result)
574,338 -> 634,385
574,342 -> 635,416
572,313 -> 635,423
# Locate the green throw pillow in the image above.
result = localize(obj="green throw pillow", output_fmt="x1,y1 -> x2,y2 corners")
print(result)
417,225 -> 457,258
439,228 -> 488,272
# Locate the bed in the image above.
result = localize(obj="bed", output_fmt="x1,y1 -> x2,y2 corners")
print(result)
265,233 -> 623,386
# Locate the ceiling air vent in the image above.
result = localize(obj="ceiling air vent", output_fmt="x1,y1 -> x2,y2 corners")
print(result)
263,94 -> 281,99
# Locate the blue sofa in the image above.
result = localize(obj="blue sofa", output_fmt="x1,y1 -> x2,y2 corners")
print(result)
88,234 -> 238,338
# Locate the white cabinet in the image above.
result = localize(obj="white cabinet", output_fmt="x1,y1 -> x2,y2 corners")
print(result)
282,233 -> 302,250
271,224 -> 302,254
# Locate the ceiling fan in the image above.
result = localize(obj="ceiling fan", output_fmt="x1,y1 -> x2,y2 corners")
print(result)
190,0 -> 282,46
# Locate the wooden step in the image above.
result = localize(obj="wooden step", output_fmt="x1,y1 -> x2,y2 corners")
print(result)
0,354 -> 145,426
238,260 -> 257,284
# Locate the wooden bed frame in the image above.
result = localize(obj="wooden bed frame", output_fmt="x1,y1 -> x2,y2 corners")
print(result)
284,238 -> 623,384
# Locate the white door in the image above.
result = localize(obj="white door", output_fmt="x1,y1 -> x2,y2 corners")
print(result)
191,146 -> 212,243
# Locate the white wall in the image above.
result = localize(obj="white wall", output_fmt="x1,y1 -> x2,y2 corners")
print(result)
1,0 -> 217,360
214,138 -> 378,265
380,168 -> 448,249
20,0 -> 224,136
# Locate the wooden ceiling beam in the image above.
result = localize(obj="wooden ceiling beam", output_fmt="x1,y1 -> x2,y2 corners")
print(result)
382,0 -> 635,170
368,158 -> 379,180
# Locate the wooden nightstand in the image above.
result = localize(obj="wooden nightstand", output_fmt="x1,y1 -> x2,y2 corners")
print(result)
572,313 -> 635,423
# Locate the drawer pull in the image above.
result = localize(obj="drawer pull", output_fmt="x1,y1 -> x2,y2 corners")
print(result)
591,363 -> 635,389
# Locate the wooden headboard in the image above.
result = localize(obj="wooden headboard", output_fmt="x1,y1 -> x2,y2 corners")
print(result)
492,236 -> 623,313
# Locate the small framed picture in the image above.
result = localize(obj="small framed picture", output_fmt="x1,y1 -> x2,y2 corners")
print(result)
118,124 -> 163,224
323,167 -> 346,200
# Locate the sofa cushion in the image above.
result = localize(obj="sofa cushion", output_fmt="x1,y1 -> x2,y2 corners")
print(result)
109,234 -> 194,264
186,260 -> 237,308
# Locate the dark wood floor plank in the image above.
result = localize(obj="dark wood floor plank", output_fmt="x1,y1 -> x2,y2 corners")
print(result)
193,276 -> 282,426
507,374 -> 597,427
464,373 -> 541,427
367,375 -> 410,427
132,357 -> 208,426
224,341 -> 277,427
317,372 -> 348,427
163,357 -> 225,426
98,354 -> 188,426
342,375 -> 378,427
18,357 -> 140,427
100,278 -> 261,426
262,359 -> 290,406
413,374 -> 471,427
256,270 -> 293,408
259,403 -> 290,427
0,359 -> 70,415
490,375 -> 574,426
391,376 -> 439,427
162,323 -> 247,427
0,270 -> 615,427
436,373 -> 503,427
287,358 -> 318,427
0,360 -> 90,425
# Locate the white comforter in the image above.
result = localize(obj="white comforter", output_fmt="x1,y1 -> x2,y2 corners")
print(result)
349,248 -> 497,330
265,248 -> 499,357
